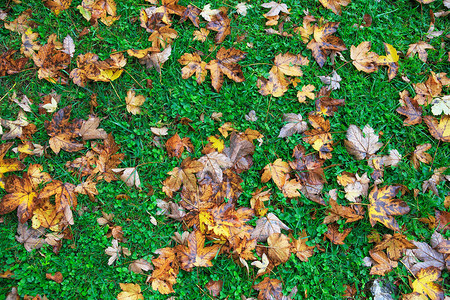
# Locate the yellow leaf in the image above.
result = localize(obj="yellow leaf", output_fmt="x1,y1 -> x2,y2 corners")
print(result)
207,136 -> 224,152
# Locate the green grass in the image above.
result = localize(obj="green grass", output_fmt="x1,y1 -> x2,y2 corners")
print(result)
0,0 -> 450,299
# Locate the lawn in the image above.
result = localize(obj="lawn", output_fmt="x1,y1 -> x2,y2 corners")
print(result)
0,0 -> 449,299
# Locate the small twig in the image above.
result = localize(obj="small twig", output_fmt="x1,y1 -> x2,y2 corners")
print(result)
0,83 -> 16,102
109,81 -> 121,100
124,69 -> 144,89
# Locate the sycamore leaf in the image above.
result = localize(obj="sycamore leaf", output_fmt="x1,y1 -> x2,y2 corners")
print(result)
192,28 -> 209,42
324,189 -> 364,223
307,22 -> 347,68
125,90 -> 146,115
200,4 -> 220,21
1,110 -> 29,140
431,95 -> 450,116
112,168 -> 141,189
412,144 -> 432,169
406,41 -> 434,63
396,96 -> 423,126
278,113 -> 308,138
368,185 -> 410,231
345,124 -> 383,160
162,157 -> 203,196
318,70 -> 341,90
261,159 -> 291,189
423,115 -> 450,142
206,47 -> 246,92
21,28 -> 41,58
165,133 -> 194,158
324,223 -> 351,245
267,233 -> 291,265
319,0 -> 351,15
0,174 -> 38,223
350,41 -> 379,73
369,250 -> 398,275
206,11 -> 231,44
373,233 -> 416,260
253,277 -> 283,300
148,247 -> 179,294
251,212 -> 290,242
177,230 -> 220,271
38,180 -> 78,225
15,221 -> 45,251
251,253 -> 269,275
315,86 -> 345,116
412,267 -> 444,300
180,4 -> 201,27
0,49 -> 29,76
261,2 -> 289,17
0,142 -> 25,189
197,152 -> 232,183
128,259 -> 153,274
105,239 -> 131,266
377,43 -> 399,81
117,283 -> 144,300
414,72 -> 442,106
178,53 -> 207,84
297,84 -> 315,103
292,230 -> 315,261
236,3 -> 249,16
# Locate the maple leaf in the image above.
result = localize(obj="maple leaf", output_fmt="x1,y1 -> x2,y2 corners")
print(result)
411,144 -> 432,169
324,223 -> 352,245
44,0 -> 72,16
125,90 -> 146,115
377,43 -> 399,81
297,84 -> 315,103
46,272 -> 63,283
0,174 -> 39,223
197,152 -> 232,183
294,15 -> 316,43
278,113 -> 308,138
165,133 -> 194,158
105,239 -> 131,265
206,11 -> 231,44
21,28 -> 41,58
162,157 -> 203,197
192,28 -> 209,42
258,53 -> 309,97
77,0 -> 120,26
206,47 -> 247,92
307,22 -> 347,68
369,250 -> 398,275
413,72 -> 442,105
91,134 -> 125,182
148,25 -> 178,49
406,41 -> 434,63
251,212 -> 290,242
177,230 -> 220,271
402,234 -> 445,275
345,124 -> 383,160
318,70 -> 341,90
319,0 -> 351,15
112,168 -> 141,189
315,86 -> 345,116
261,2 -> 289,17
251,253 -> 269,275
289,145 -> 326,186
117,283 -> 144,300
0,142 -> 25,189
0,49 -> 29,76
423,115 -> 450,142
368,185 -> 410,231
261,159 -> 291,189
1,110 -> 29,140
79,116 -> 107,140
350,41 -> 379,73
267,233 -> 291,265
178,53 -> 207,84
431,95 -> 450,116
15,222 -> 45,251
4,9 -> 36,34
154,0 -> 186,25
33,41 -> 70,84
236,3 -> 249,16
250,187 -> 271,217
10,92 -> 32,112
253,277 -> 283,300
128,259 -> 153,274
412,267 -> 444,300
180,4 -> 201,27
148,247 -> 179,294
324,189 -> 364,223
200,4 -> 220,21
396,96 -> 423,126
138,45 -> 172,74
38,180 -> 78,225
32,199 -> 64,231
45,106 -> 84,154
291,230 -> 315,262
373,233 -> 416,260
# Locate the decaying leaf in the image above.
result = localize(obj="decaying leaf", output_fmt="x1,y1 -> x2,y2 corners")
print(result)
206,47 -> 247,92
377,43 -> 399,81
307,22 -> 347,68
251,212 -> 290,242
319,0 -> 351,15
423,115 -> 450,142
345,124 -> 383,160
278,113 -> 308,138
350,41 -> 378,73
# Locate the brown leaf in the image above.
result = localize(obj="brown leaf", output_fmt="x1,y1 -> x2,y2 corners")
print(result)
117,283 -> 144,300
206,11 -> 231,44
251,213 -> 290,242
396,96 -> 423,126
376,43 -> 399,81
165,133 -> 194,158
345,124 -> 383,160
350,41 -> 379,73
15,222 -> 45,251
125,90 -> 146,115
180,4 -> 201,27
177,230 -> 220,271
406,41 -> 434,63
369,250 -> 397,275
148,247 -> 179,294
291,230 -> 315,261
45,272 -> 63,283
319,0 -> 351,15
278,113 -> 308,138
414,72 -> 442,105
33,42 -> 70,84
315,86 -> 345,116
324,189 -> 364,223
178,53 -> 207,84
205,280 -> 223,297
324,223 -> 351,245
1,110 -> 29,140
253,277 -> 283,300
0,142 -> 25,189
45,106 -> 84,154
373,233 -> 416,260
206,47 -> 247,92
162,157 -> 203,197
411,144 -> 432,169
38,180 -> 78,225
261,159 -> 291,189
79,116 -> 107,140
0,49 -> 29,76
423,115 -> 450,142
307,22 -> 347,68
267,233 -> 291,265
368,185 -> 410,231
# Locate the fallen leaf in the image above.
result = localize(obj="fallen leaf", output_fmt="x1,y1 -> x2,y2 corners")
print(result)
423,115 -> 450,142
319,0 -> 351,15
46,272 -> 63,283
318,70 -> 342,90
345,124 -> 383,160
406,41 -> 434,63
278,113 -> 308,138
117,283 -> 144,300
324,223 -> 351,245
377,43 -> 399,81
